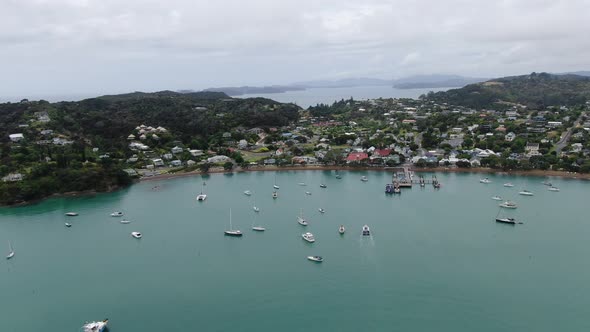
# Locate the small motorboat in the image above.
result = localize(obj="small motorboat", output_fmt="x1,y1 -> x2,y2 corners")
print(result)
272,191 -> 278,199
499,201 -> 518,209
244,190 -> 252,196
273,185 -> 280,190
491,196 -> 503,201
131,232 -> 142,239
65,223 -> 72,227
302,232 -> 315,243
335,174 -> 342,179
495,217 -> 517,225
518,190 -> 534,196
252,226 -> 266,232
120,219 -> 131,224
548,186 -> 560,192
253,206 -> 260,212
305,191 -> 312,195
110,211 -> 123,217
480,178 -> 491,184
319,184 -> 327,188
65,212 -> 78,216
318,208 -> 325,213
82,319 -> 108,332
196,193 -> 207,201
362,225 -> 370,236
360,176 -> 368,182
307,255 -> 323,262
503,182 -> 514,187
338,225 -> 345,234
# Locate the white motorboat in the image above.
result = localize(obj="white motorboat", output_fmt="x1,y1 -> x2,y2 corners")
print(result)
338,225 -> 345,234
252,226 -> 266,232
65,222 -> 72,227
480,178 -> 491,184
305,191 -> 312,195
253,206 -> 260,212
318,208 -> 325,213
244,190 -> 252,196
307,256 -> 323,262
361,176 -> 368,182
224,209 -> 243,237
120,219 -> 131,224
82,319 -> 108,332
362,225 -> 370,236
519,190 -> 534,196
548,186 -> 560,192
491,196 -> 503,201
503,182 -> 514,187
110,211 -> 123,217
319,184 -> 327,188
302,232 -> 315,243
65,212 -> 78,216
499,201 -> 518,209
272,191 -> 278,199
131,232 -> 142,239
6,241 -> 14,259
297,209 -> 308,226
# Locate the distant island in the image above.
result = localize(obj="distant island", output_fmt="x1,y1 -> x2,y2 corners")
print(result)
1,72 -> 589,206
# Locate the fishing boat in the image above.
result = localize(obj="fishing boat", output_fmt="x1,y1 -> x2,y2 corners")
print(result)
499,201 -> 518,209
338,225 -> 346,234
273,174 -> 279,189
548,186 -> 560,192
196,182 -> 207,201
318,208 -> 325,213
65,212 -> 78,216
360,176 -> 368,182
6,241 -> 14,259
224,209 -> 243,237
518,190 -> 534,196
244,190 -> 252,196
65,222 -> 72,227
82,319 -> 108,332
297,209 -> 308,226
319,184 -> 327,188
362,225 -> 370,236
491,196 -> 503,201
272,191 -> 278,199
110,211 -> 123,217
307,256 -> 323,262
131,232 -> 142,239
479,178 -> 491,184
120,219 -> 131,224
302,232 -> 315,243
503,182 -> 514,187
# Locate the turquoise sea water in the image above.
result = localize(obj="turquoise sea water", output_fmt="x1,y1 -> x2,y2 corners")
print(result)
1,171 -> 589,332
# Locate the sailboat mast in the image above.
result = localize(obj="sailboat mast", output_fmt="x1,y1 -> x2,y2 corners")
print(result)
230,208 -> 232,230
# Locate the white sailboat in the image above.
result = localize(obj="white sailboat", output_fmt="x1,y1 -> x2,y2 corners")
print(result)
252,196 -> 260,212
224,209 -> 243,237
297,209 -> 308,226
6,241 -> 14,259
196,182 -> 207,201
273,174 -> 280,189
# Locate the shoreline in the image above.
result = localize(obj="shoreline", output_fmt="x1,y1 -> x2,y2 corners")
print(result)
140,165 -> 590,182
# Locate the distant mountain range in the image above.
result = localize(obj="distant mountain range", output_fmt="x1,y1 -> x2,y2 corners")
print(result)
198,74 -> 488,96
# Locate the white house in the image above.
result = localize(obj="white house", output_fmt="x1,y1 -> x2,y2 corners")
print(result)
9,133 -> 24,142
189,149 -> 204,157
152,158 -> 165,167
505,132 -> 516,142
171,160 -> 182,167
207,155 -> 231,163
525,142 -> 541,157
171,146 -> 183,154
2,173 -> 24,182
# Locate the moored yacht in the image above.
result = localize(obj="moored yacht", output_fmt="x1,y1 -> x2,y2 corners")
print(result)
495,217 -> 517,225
196,193 -> 207,201
503,182 -> 514,187
480,178 -> 491,184
338,225 -> 346,234
305,191 -> 312,195
82,319 -> 108,332
244,190 -> 252,196
499,201 -> 518,209
297,209 -> 308,226
362,225 -> 370,236
120,219 -> 131,224
224,209 -> 243,237
491,196 -> 503,201
110,211 -> 123,217
548,186 -> 560,192
272,191 -> 278,199
360,176 -> 368,182
518,190 -> 534,196
65,212 -> 78,216
6,241 -> 14,259
319,184 -> 327,188
252,226 -> 266,232
318,208 -> 325,213
131,232 -> 142,239
302,232 -> 315,243
65,222 -> 72,227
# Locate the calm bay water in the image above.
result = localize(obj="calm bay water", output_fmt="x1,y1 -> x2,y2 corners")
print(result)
239,86 -> 450,108
1,171 -> 589,332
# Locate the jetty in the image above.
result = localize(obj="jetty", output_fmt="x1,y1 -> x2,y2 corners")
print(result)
386,167 -> 441,191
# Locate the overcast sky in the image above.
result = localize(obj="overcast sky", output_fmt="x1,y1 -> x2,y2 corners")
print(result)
1,0 -> 589,97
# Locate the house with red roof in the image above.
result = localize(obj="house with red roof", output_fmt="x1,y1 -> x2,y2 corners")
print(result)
346,152 -> 369,163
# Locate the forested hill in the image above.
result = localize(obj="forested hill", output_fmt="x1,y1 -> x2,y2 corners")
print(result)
423,73 -> 590,109
0,92 -> 300,205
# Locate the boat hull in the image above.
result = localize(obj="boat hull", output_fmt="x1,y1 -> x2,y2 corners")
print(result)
224,231 -> 243,237
495,218 -> 516,225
